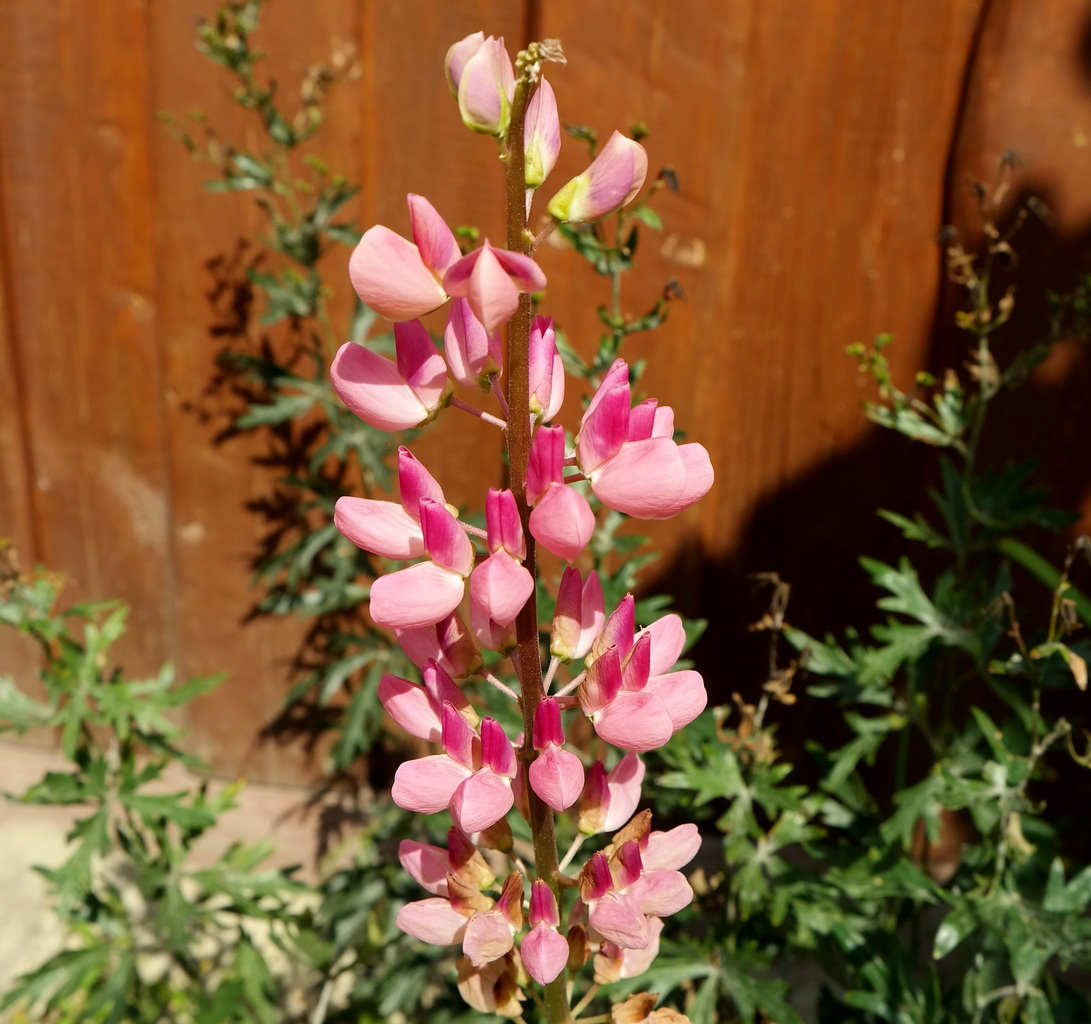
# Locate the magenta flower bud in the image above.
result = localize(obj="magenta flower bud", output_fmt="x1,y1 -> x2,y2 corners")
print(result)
330,320 -> 449,433
485,488 -> 526,559
377,658 -> 477,744
547,131 -> 648,223
451,35 -> 514,137
445,298 -> 501,389
550,567 -> 605,660
396,610 -> 482,680
579,754 -> 645,835
527,425 -> 594,563
532,696 -> 565,750
525,77 -> 561,189
480,717 -> 517,778
528,316 -> 564,422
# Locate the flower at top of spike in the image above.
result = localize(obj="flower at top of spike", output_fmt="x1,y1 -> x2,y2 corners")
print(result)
445,33 -> 515,137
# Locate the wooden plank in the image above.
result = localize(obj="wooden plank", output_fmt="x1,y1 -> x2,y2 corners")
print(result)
0,0 -> 171,679
941,0 -> 1091,537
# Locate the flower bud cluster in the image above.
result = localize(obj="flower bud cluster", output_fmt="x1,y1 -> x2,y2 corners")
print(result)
332,31 -> 712,1022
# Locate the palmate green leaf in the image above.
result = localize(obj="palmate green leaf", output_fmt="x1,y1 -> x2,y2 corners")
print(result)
933,902 -> 978,959
0,943 -> 115,1015
878,508 -> 951,549
120,791 -> 219,832
880,771 -> 946,848
1043,858 -> 1091,914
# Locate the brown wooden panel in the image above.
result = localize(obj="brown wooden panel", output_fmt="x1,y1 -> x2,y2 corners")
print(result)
0,1 -> 171,677
942,0 -> 1091,538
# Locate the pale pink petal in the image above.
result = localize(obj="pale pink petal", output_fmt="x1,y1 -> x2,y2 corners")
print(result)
394,319 -> 448,412
348,226 -> 446,321
640,614 -> 687,676
521,923 -> 569,984
604,753 -> 645,831
651,405 -> 675,438
529,484 -> 595,563
529,746 -> 585,811
397,447 -> 446,522
398,840 -> 451,895
330,342 -> 431,432
524,77 -> 561,189
545,350 -> 565,421
463,910 -> 515,968
445,32 -> 485,93
588,892 -> 649,949
397,897 -> 468,945
648,442 -> 714,519
642,825 -> 701,871
370,561 -> 466,629
618,916 -> 664,978
583,358 -> 629,420
378,674 -> 441,741
483,246 -> 547,293
466,246 -> 520,336
627,869 -> 694,918
445,298 -> 500,388
407,194 -> 460,275
485,488 -> 525,558
593,692 -> 674,753
589,437 -> 687,519
334,497 -> 424,560
392,754 -> 470,814
549,132 -> 648,224
457,36 -> 514,136
628,399 -> 658,441
469,552 -> 534,628
643,670 -> 707,732
452,769 -> 515,834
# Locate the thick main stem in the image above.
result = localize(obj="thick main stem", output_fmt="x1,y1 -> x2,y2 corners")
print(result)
504,60 -> 571,1024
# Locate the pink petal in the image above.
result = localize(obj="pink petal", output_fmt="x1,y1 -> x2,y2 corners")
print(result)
370,561 -> 467,629
588,892 -> 649,949
642,825 -> 702,871
486,246 -> 548,293
577,378 -> 629,473
644,670 -> 708,732
524,77 -> 561,189
445,32 -> 485,93
469,551 -> 534,628
529,745 -> 585,811
445,298 -> 500,388
378,674 -> 441,741
592,692 -> 674,753
627,869 -> 694,918
407,194 -> 460,275
532,697 -> 565,750
452,769 -> 515,834
419,499 -> 475,576
521,922 -> 569,985
549,132 -> 648,224
463,910 -> 515,968
628,399 -> 658,441
465,245 -> 520,336
652,404 -> 675,438
579,647 -> 623,716
589,438 -> 688,519
485,488 -> 525,558
529,484 -> 595,563
527,424 -> 565,503
480,717 -> 517,778
529,879 -> 560,928
348,226 -> 446,321
648,442 -> 715,519
397,447 -> 446,523
641,614 -> 687,676
397,897 -> 468,945
604,753 -> 646,831
394,319 -> 448,412
591,594 -> 635,663
392,754 -> 470,814
334,496 -> 424,560
617,915 -> 664,978
583,359 -> 629,421
398,839 -> 451,895
442,701 -> 477,769
330,342 -> 432,432
457,36 -> 514,136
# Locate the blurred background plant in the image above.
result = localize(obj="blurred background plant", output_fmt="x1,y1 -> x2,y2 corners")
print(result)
4,2 -> 1091,1022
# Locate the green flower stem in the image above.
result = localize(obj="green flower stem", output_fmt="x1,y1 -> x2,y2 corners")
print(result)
505,53 -> 571,1024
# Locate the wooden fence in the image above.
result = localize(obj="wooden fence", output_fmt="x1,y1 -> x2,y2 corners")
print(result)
2,0 -> 1090,784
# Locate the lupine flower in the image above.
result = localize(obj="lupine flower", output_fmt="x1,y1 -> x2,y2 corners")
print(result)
443,240 -> 547,336
445,34 -> 515,137
521,879 -> 569,984
469,489 -> 534,647
528,697 -> 584,811
576,358 -> 714,519
456,952 -> 525,1017
578,753 -> 645,835
525,77 -> 561,189
369,498 -> 474,629
445,298 -> 502,389
349,194 -> 460,321
579,595 -> 707,751
593,915 -> 664,983
378,658 -> 478,743
464,871 -> 524,968
527,424 -> 594,561
392,704 -> 517,833
395,609 -> 482,679
548,131 -> 648,223
550,567 -> 605,660
330,319 -> 449,433
398,827 -> 495,896
334,446 -> 445,560
528,315 -> 565,422
611,992 -> 693,1024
